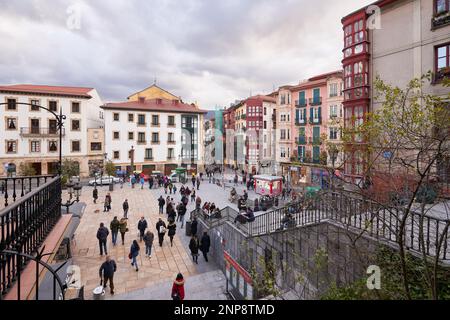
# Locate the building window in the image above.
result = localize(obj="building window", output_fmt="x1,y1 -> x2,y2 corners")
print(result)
49,101 -> 58,112
6,98 -> 17,110
168,148 -> 174,159
113,113 -> 120,121
6,118 -> 17,130
128,113 -> 134,122
280,129 -> 287,140
91,142 -> 102,151
99,111 -> 104,120
330,127 -> 339,140
30,100 -> 40,111
113,151 -> 120,160
436,44 -> 450,81
280,147 -> 286,158
168,116 -> 175,126
152,115 -> 159,126
71,102 -> 80,113
436,0 -> 450,14
30,141 -> 40,153
330,105 -> 338,118
6,140 -> 17,153
113,131 -> 120,140
152,133 -> 159,143
49,141 -> 58,152
71,141 -> 81,152
145,149 -> 153,160
168,132 -> 175,143
128,132 -> 134,140
138,132 -> 146,144
71,119 -> 81,131
138,114 -> 146,126
329,83 -> 338,97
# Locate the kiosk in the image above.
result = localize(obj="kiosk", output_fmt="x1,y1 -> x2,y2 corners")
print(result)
253,175 -> 283,197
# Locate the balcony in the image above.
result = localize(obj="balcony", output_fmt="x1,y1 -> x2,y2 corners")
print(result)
168,140 -> 177,145
309,117 -> 322,125
295,100 -> 307,108
432,11 -> 450,30
296,136 -> 307,145
295,118 -> 307,126
308,137 -> 322,145
309,97 -> 322,106
20,127 -> 65,137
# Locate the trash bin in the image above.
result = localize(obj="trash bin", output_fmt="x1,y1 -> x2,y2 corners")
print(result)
109,183 -> 114,192
93,286 -> 105,300
185,221 -> 192,237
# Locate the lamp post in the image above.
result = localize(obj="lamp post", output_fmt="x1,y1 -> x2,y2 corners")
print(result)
63,180 -> 82,214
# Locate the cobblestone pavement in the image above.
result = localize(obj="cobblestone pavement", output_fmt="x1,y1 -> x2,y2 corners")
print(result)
69,180 -> 237,300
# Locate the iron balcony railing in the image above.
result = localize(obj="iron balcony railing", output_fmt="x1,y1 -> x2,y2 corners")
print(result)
309,97 -> 322,106
20,127 -> 65,137
295,100 -> 307,108
0,176 -> 62,298
0,175 -> 56,207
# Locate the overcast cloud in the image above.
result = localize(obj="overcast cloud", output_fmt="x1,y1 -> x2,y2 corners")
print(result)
0,0 -> 374,109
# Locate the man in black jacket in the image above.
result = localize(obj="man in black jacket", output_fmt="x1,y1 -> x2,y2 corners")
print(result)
191,217 -> 198,237
138,217 -> 148,242
122,199 -> 129,218
158,196 -> 165,215
99,256 -> 117,295
96,223 -> 110,256
200,232 -> 211,262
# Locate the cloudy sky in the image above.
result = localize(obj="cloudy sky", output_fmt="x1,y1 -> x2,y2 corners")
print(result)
0,0 -> 374,109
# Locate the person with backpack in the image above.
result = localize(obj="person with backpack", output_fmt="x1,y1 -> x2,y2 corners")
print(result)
189,235 -> 200,264
143,230 -> 154,258
119,217 -> 128,245
167,220 -> 177,247
200,231 -> 211,262
110,216 -> 120,246
122,199 -> 129,218
129,240 -> 140,272
96,223 -> 109,256
137,217 -> 148,242
158,196 -> 166,215
171,273 -> 185,301
156,218 -> 167,247
99,256 -> 117,295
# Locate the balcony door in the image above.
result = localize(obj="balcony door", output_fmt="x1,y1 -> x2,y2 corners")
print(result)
31,119 -> 40,134
49,120 -> 57,134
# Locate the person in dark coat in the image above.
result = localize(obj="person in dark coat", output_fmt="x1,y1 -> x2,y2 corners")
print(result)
122,199 -> 129,218
158,196 -> 165,215
167,221 -> 177,247
104,193 -> 112,212
110,217 -> 120,246
96,223 -> 109,256
137,217 -> 148,242
156,218 -> 167,247
143,231 -> 154,258
99,256 -> 117,295
93,188 -> 98,204
130,240 -> 140,272
119,218 -> 128,245
200,232 -> 211,262
189,235 -> 200,264
171,273 -> 185,300
191,217 -> 198,237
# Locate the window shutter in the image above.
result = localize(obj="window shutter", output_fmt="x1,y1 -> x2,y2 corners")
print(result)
296,110 -> 300,122
318,107 -> 322,120
310,108 -> 313,122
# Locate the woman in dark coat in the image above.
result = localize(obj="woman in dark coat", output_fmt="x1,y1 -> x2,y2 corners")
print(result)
189,235 -> 200,264
200,232 -> 211,262
167,221 -> 177,247
191,217 -> 198,237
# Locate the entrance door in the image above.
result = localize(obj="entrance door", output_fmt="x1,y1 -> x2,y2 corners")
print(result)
31,163 -> 42,175
47,162 -> 59,175
164,164 -> 177,176
143,165 -> 156,175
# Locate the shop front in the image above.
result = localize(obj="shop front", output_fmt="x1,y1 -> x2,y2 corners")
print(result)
253,175 -> 283,197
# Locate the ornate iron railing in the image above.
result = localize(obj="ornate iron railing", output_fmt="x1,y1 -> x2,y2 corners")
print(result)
0,176 -> 62,298
0,175 -> 56,207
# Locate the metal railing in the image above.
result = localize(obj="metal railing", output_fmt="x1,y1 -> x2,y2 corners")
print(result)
0,176 -> 62,298
0,175 -> 56,207
20,127 -> 65,136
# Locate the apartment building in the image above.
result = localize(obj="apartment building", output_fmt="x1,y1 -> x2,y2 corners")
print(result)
0,84 -> 104,178
275,87 -> 294,169
102,85 -> 207,176
342,0 -> 450,186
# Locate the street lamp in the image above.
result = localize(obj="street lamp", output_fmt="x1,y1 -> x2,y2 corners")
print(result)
63,180 -> 82,214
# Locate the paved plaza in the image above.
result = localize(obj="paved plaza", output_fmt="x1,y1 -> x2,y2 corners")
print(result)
69,178 -> 239,300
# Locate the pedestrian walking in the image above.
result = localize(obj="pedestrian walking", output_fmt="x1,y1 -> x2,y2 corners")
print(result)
104,193 -> 112,212
173,184 -> 177,194
167,220 -> 177,247
191,217 -> 198,237
200,231 -> 211,262
156,218 -> 167,247
122,199 -> 129,218
196,177 -> 200,191
119,217 -> 128,245
143,230 -> 154,258
189,235 -> 200,264
149,177 -> 154,189
195,196 -> 202,210
96,223 -> 109,256
137,217 -> 148,242
93,188 -> 98,204
171,273 -> 185,301
99,256 -> 117,295
169,182 -> 173,194
191,190 -> 196,203
158,195 -> 165,214
140,176 -> 145,189
110,216 -> 120,246
129,240 -> 140,272
178,203 -> 187,228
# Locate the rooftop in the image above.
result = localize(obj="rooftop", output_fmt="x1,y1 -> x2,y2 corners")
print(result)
0,84 -> 94,98
102,98 -> 208,114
